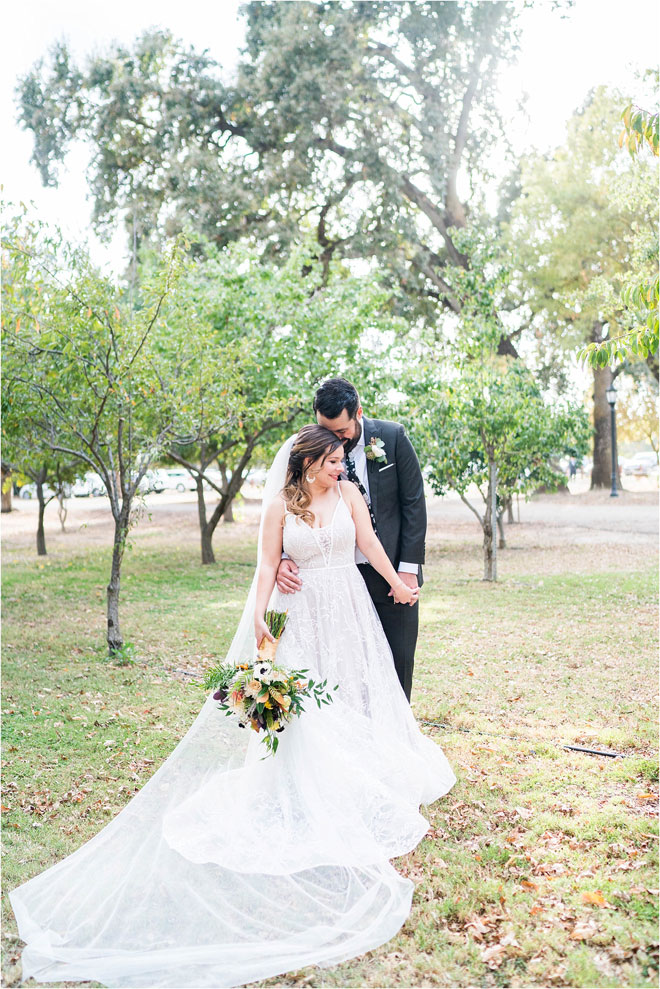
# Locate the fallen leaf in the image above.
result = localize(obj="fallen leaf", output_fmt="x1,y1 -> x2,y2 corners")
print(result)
481,943 -> 507,966
466,916 -> 492,939
581,891 -> 608,907
535,862 -> 566,876
570,921 -> 598,940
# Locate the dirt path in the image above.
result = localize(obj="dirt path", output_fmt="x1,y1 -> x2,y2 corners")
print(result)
2,484 -> 656,557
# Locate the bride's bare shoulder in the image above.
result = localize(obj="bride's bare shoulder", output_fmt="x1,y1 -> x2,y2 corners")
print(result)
264,496 -> 286,524
338,479 -> 357,502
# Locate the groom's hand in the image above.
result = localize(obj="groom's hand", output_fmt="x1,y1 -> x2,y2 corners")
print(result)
276,558 -> 303,594
388,570 -> 419,606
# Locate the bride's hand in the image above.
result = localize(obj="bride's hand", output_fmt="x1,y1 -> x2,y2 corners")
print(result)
254,617 -> 275,648
391,580 -> 418,606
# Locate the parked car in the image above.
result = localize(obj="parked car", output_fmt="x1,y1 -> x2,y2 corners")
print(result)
144,469 -> 166,494
241,470 -> 267,499
72,472 -> 105,497
133,469 -> 167,494
159,469 -> 198,492
18,482 -> 58,500
202,468 -> 226,492
622,453 -> 659,476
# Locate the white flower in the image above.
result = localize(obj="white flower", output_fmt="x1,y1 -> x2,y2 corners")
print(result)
253,662 -> 274,683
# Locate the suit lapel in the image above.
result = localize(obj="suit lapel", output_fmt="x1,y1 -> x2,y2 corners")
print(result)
362,416 -> 380,520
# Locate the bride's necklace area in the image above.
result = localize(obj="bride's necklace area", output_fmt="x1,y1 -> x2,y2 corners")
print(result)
305,484 -> 341,530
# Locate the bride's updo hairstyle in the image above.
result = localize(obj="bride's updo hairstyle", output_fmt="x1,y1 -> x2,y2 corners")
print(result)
282,425 -> 343,527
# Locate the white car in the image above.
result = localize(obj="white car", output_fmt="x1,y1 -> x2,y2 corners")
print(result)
72,472 -> 105,497
159,469 -> 198,492
202,468 -> 226,492
19,482 -> 58,500
622,453 -> 659,476
240,469 -> 267,499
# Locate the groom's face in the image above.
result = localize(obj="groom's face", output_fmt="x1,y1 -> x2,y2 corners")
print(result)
315,407 -> 363,454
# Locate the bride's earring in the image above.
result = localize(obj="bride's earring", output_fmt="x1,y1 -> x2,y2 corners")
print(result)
306,473 -> 316,483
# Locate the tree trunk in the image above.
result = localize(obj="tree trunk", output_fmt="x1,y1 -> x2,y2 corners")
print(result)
483,460 -> 498,581
591,327 -> 614,488
506,496 -> 514,524
483,519 -> 495,580
497,512 -> 506,549
196,477 -> 216,565
36,481 -> 47,556
57,491 -> 67,531
1,466 -> 12,513
220,464 -> 234,523
107,513 -> 129,655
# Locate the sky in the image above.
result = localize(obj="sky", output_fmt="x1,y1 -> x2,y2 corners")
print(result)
1,0 -> 658,275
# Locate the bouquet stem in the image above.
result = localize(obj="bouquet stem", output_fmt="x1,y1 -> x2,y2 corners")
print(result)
258,609 -> 288,661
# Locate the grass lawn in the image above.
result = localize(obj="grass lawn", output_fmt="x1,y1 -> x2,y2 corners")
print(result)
2,496 -> 658,988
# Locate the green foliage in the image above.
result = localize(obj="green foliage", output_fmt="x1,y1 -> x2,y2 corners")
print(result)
509,86 -> 658,361
580,268 -> 659,367
16,3 -> 525,326
620,102 -> 659,158
409,357 -> 590,505
401,233 -> 590,577
1,213 -> 233,507
580,89 -> 659,369
164,238 -> 402,472
1,208 -> 241,650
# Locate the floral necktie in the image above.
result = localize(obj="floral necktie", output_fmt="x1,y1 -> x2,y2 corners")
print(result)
345,455 -> 379,536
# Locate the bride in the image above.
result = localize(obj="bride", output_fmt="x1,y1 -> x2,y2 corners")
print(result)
10,424 -> 456,989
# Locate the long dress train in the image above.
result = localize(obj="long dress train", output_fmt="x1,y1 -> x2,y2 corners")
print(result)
9,485 -> 456,988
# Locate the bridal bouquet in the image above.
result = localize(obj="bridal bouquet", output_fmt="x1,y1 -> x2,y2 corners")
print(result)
203,610 -> 336,755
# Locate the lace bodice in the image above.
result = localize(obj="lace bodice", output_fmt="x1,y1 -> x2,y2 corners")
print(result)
283,486 -> 356,569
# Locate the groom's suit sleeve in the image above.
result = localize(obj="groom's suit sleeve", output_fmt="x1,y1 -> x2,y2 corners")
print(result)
394,425 -> 426,565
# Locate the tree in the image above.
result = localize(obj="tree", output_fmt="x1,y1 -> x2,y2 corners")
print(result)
0,451 -> 78,555
408,357 -> 590,580
1,218 -> 235,655
580,90 -> 659,369
16,3 -> 530,349
616,379 -> 659,460
506,86 -> 658,487
2,275 -> 81,554
1,466 -> 12,513
160,240 -> 400,562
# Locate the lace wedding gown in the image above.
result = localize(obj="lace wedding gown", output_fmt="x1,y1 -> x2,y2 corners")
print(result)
10,485 -> 456,989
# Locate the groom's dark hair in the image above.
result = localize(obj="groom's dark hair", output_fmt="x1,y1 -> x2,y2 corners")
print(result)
313,378 -> 360,420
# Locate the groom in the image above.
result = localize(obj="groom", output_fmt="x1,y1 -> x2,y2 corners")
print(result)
276,377 -> 426,701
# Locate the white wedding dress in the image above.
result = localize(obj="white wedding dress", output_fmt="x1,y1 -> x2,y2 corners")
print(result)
10,483 -> 456,988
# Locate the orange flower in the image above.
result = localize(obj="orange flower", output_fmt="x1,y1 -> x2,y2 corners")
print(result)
270,690 -> 291,711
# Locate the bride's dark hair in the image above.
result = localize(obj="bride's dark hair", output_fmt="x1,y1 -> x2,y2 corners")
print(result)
283,425 -> 344,526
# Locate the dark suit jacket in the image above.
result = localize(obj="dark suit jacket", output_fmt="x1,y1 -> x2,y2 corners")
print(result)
358,415 -> 427,587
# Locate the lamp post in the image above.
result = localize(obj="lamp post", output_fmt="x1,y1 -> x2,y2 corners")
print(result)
605,384 -> 618,498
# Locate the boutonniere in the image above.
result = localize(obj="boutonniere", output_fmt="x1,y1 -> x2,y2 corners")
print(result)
365,436 -> 387,464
